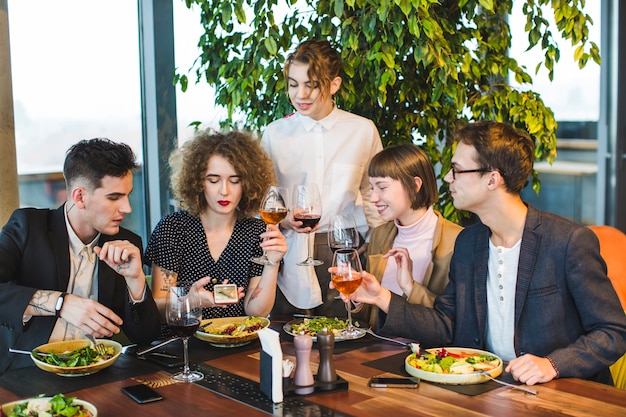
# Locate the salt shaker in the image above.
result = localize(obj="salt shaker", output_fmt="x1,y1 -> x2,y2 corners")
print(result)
293,333 -> 315,394
316,327 -> 337,383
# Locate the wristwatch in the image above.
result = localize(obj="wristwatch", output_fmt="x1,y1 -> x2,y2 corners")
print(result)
55,292 -> 68,317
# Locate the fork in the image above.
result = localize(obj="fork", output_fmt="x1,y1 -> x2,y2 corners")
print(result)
480,372 -> 538,395
85,334 -> 107,356
365,329 -> 411,347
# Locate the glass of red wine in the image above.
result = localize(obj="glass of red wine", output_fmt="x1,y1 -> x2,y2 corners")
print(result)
252,185 -> 289,266
293,184 -> 323,266
166,285 -> 203,382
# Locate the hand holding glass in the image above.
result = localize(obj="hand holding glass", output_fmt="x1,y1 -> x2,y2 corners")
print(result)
252,185 -> 289,266
166,285 -> 203,382
331,249 -> 366,339
293,184 -> 323,266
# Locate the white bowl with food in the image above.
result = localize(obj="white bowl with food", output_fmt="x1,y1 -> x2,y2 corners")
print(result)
405,347 -> 502,385
30,339 -> 122,377
1,393 -> 97,416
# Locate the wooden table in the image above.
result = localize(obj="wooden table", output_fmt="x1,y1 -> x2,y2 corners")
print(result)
2,335 -> 625,416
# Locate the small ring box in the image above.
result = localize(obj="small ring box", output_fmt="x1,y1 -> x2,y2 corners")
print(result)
214,284 -> 239,304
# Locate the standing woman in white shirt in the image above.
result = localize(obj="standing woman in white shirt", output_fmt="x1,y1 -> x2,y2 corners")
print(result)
352,143 -> 462,328
261,40 -> 383,317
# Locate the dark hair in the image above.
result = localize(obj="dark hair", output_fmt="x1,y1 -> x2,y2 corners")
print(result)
63,138 -> 138,190
368,143 -> 438,209
284,40 -> 342,100
169,130 -> 276,216
453,121 -> 534,194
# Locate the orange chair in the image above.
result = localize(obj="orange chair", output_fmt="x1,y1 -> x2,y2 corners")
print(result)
589,225 -> 626,389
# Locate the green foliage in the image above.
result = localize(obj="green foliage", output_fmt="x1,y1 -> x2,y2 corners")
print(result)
178,0 -> 599,223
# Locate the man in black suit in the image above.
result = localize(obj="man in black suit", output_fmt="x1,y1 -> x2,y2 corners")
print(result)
339,121 -> 626,386
0,138 -> 160,372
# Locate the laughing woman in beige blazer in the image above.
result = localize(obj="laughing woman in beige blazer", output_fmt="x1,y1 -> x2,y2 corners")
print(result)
351,144 -> 462,329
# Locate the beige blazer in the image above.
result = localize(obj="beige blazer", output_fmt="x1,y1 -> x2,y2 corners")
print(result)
353,211 -> 461,329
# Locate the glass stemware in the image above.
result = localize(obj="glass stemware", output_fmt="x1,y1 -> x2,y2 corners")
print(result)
293,184 -> 323,266
327,214 -> 360,251
331,248 -> 366,339
252,185 -> 289,266
166,285 -> 203,382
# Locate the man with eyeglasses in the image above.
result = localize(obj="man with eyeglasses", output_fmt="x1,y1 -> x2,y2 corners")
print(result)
337,121 -> 626,386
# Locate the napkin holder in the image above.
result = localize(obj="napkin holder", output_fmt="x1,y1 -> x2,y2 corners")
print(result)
258,328 -> 283,403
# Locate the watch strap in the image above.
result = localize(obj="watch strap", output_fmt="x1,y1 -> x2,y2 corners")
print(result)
55,292 -> 68,318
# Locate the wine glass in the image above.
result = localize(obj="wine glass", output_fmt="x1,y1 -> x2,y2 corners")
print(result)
166,285 -> 203,382
331,248 -> 366,339
252,185 -> 289,265
293,184 -> 323,266
327,214 -> 360,251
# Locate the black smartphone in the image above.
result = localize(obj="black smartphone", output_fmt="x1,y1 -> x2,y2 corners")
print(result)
368,377 -> 420,388
121,384 -> 164,403
138,351 -> 184,368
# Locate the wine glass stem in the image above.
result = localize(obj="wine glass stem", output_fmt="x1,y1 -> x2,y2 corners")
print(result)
306,232 -> 313,260
346,301 -> 353,331
182,337 -> 190,376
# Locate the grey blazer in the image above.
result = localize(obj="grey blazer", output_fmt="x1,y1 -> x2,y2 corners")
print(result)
0,206 -> 160,372
378,205 -> 626,385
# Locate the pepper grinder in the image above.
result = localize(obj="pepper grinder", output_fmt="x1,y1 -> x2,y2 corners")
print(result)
316,327 -> 337,383
293,333 -> 315,394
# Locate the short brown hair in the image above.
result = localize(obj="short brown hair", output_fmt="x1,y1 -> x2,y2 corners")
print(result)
169,130 -> 276,216
454,121 -> 534,194
284,40 -> 342,101
368,143 -> 438,209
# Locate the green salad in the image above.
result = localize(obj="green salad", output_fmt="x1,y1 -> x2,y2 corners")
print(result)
7,394 -> 93,417
33,345 -> 115,367
289,317 -> 356,337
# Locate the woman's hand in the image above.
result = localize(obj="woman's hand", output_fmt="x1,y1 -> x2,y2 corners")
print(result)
260,224 -> 287,264
383,247 -> 415,297
280,211 -> 321,234
191,277 -> 243,309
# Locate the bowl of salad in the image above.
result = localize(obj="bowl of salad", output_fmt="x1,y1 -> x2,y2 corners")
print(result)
194,316 -> 269,347
405,347 -> 502,385
30,339 -> 122,377
2,393 -> 97,416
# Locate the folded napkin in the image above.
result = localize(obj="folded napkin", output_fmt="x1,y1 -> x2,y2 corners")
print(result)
258,328 -> 284,403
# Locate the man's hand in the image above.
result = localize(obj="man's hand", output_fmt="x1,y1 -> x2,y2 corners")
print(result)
59,293 -> 122,337
506,354 -> 558,385
95,240 -> 145,299
328,270 -> 392,313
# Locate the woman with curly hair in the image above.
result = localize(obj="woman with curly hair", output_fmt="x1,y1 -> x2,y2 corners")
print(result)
145,130 -> 287,322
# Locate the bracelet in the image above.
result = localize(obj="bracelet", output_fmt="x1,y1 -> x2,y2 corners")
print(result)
55,292 -> 67,318
547,356 -> 560,378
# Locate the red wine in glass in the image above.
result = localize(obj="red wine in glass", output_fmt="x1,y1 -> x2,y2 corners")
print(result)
168,318 -> 201,338
293,213 -> 321,229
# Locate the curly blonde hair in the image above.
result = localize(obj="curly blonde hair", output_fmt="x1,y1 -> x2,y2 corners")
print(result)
169,130 -> 276,217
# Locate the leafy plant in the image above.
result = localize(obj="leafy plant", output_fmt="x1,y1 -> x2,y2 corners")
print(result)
177,0 -> 599,222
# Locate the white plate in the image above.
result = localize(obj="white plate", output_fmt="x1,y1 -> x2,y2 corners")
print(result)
405,347 -> 503,385
194,316 -> 270,347
283,318 -> 366,342
2,396 -> 97,416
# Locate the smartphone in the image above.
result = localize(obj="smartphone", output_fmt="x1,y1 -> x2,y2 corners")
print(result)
214,284 -> 239,304
121,384 -> 164,403
368,377 -> 420,388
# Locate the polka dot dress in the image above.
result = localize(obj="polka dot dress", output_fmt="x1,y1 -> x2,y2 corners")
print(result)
145,211 -> 265,319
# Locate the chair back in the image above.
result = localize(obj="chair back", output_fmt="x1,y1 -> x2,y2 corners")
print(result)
588,225 -> 626,309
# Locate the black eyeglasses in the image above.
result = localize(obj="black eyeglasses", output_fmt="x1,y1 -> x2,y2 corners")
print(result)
450,167 -> 491,180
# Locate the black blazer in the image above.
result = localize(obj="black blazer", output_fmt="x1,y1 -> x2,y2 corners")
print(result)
378,205 -> 626,385
0,206 -> 160,372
